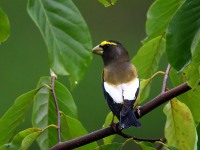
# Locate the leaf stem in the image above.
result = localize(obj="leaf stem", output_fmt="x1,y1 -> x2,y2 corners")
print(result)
51,72 -> 61,143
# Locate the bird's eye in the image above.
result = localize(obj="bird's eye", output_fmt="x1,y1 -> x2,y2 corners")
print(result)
105,44 -> 110,47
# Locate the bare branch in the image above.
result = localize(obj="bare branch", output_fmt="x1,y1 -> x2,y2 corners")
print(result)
161,64 -> 171,93
50,81 -> 192,150
50,70 -> 61,143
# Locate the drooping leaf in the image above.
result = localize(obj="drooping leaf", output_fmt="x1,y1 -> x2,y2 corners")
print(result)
0,89 -> 39,146
145,0 -> 184,41
32,77 -> 78,149
0,8 -> 10,43
184,37 -> 200,88
132,36 -> 165,79
166,0 -> 200,71
0,125 -> 56,150
163,98 -> 197,150
60,113 -> 98,150
102,112 -> 118,144
170,68 -> 200,123
139,71 -> 165,103
94,143 -> 123,150
27,0 -> 93,88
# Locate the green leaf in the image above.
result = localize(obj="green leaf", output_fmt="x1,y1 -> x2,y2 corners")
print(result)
163,98 -> 197,150
32,77 -> 78,149
132,36 -> 165,79
184,37 -> 200,88
170,68 -> 200,123
27,0 -> 92,88
0,125 -> 56,150
102,112 -> 118,144
61,113 -> 98,150
136,141 -> 155,150
0,89 -> 39,146
98,0 -> 117,7
139,71 -> 165,103
0,8 -> 10,43
145,0 -> 184,41
95,143 -> 123,150
166,0 -> 200,71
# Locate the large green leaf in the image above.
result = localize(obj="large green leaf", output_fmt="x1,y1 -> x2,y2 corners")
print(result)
170,68 -> 200,123
132,36 -> 165,79
166,0 -> 200,71
163,98 -> 197,150
0,89 -> 39,146
60,113 -> 98,150
102,112 -> 118,145
0,125 -> 56,150
146,0 -> 184,41
0,8 -> 10,43
32,76 -> 78,149
27,0 -> 92,87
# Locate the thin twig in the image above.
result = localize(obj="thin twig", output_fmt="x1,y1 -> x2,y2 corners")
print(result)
50,70 -> 61,143
161,64 -> 171,93
50,82 -> 192,150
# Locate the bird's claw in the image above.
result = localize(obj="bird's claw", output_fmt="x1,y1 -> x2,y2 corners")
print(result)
136,106 -> 141,116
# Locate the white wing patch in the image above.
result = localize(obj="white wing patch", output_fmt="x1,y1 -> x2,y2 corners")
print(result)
104,78 -> 139,103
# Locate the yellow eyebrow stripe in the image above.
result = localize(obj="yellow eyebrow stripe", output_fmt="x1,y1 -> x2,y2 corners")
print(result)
100,41 -> 117,46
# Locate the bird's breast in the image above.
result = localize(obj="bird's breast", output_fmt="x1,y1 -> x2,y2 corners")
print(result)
103,63 -> 137,85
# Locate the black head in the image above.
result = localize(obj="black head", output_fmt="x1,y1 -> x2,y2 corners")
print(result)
92,40 -> 130,66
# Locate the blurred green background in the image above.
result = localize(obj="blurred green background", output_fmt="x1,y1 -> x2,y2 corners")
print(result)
0,0 -> 168,149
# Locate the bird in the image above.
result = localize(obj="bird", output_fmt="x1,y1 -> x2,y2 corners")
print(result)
92,40 -> 141,129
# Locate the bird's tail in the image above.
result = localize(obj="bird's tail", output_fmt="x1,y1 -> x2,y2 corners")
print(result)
119,109 -> 141,129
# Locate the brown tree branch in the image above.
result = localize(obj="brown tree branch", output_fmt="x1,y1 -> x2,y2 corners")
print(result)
50,82 -> 191,150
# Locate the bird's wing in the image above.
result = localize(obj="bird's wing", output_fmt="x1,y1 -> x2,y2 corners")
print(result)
102,81 -> 122,120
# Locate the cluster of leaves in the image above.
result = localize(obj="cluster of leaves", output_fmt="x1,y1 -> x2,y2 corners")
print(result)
0,0 -> 200,149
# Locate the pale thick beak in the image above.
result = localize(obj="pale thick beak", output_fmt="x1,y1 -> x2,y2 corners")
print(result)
92,45 -> 103,55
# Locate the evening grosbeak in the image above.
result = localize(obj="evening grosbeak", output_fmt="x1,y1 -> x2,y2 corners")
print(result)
92,40 -> 141,129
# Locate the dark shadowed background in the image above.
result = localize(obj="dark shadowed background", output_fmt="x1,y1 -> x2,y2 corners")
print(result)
0,0 -> 168,149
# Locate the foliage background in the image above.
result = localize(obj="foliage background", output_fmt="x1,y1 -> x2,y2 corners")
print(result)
0,0 -> 169,149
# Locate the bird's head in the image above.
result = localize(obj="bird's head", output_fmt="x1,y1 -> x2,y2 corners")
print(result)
92,40 -> 129,66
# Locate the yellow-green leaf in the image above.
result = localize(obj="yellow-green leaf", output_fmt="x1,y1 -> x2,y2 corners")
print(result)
163,98 -> 197,150
170,68 -> 200,123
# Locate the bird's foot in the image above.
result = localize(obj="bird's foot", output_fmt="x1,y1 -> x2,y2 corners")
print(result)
136,106 -> 141,116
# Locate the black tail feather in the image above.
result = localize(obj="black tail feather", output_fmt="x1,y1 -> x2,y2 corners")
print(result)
119,109 -> 141,129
